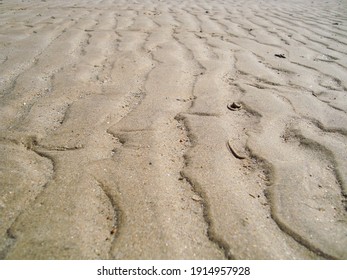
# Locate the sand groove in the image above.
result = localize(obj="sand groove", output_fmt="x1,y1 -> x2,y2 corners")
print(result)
1,0 -> 346,259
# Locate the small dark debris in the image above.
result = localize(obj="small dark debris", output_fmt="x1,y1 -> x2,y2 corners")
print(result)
332,22 -> 339,25
205,11 -> 209,14
274,54 -> 286,59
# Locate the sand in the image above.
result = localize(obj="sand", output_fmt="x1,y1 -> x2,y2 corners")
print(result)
0,0 -> 346,260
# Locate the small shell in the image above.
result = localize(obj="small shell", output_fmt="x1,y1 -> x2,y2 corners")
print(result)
227,102 -> 242,111
226,140 -> 247,159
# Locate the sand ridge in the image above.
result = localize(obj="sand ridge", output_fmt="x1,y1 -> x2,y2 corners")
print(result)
0,0 -> 346,259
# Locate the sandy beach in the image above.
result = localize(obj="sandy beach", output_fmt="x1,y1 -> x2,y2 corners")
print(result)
0,0 -> 346,259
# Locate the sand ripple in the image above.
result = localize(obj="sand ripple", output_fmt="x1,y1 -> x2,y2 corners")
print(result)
0,0 -> 346,259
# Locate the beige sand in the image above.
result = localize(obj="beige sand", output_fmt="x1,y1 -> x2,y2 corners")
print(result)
0,0 -> 346,260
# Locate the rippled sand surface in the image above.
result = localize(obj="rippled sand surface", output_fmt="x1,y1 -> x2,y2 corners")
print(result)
0,0 -> 346,259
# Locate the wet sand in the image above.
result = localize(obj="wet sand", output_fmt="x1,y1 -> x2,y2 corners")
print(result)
0,0 -> 346,259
